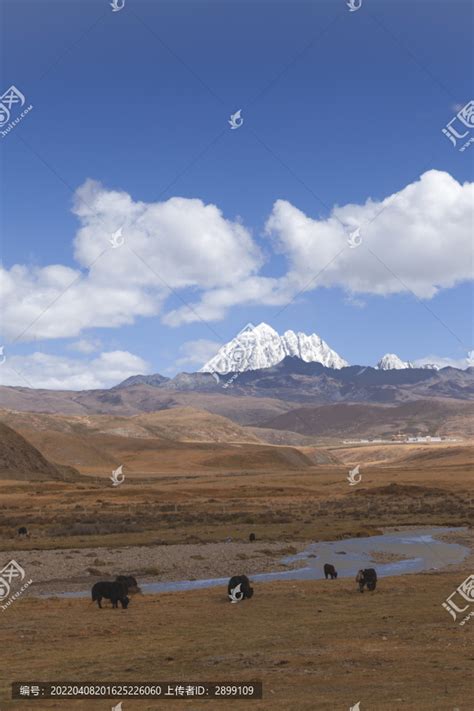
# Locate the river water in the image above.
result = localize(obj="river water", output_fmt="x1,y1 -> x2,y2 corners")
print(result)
54,526 -> 469,598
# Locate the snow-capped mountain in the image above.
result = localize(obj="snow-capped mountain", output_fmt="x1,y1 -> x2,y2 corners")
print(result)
376,353 -> 414,370
412,361 -> 440,370
376,354 -> 441,370
200,322 -> 349,374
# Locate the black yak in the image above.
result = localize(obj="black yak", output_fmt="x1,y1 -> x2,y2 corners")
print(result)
18,527 -> 29,537
249,533 -> 256,542
323,563 -> 338,579
115,575 -> 140,593
91,581 -> 130,609
228,575 -> 254,603
356,568 -> 377,592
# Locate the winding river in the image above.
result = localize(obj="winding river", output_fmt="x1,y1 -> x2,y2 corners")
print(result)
54,526 -> 469,598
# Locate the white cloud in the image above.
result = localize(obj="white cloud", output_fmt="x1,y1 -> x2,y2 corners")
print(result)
0,171 -> 472,338
162,275 -> 286,326
413,353 -> 473,370
265,170 -> 474,300
173,338 -> 222,371
0,350 -> 150,390
68,338 -> 102,354
0,179 -> 261,342
161,170 -> 474,325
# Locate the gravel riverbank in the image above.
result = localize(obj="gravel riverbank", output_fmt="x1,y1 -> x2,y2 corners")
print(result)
2,539 -> 306,596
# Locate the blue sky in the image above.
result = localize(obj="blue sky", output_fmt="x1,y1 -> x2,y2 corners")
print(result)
0,0 -> 473,389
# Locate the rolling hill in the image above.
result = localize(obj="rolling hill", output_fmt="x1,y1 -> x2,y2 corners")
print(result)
260,400 -> 474,439
0,408 -> 317,476
0,422 -> 81,481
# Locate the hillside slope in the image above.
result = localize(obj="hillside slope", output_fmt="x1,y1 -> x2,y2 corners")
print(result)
260,400 -> 474,438
0,422 -> 80,481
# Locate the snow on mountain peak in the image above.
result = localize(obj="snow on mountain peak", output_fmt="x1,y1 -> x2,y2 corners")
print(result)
200,322 -> 348,374
376,353 -> 414,370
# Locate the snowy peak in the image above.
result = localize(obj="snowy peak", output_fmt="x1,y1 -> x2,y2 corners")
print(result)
376,353 -> 443,370
280,329 -> 348,369
200,322 -> 348,374
376,353 -> 414,370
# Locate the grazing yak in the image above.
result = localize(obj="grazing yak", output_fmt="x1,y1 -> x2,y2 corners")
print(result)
91,581 -> 130,609
323,563 -> 338,579
228,575 -> 254,603
18,527 -> 29,537
356,568 -> 377,592
116,575 -> 140,593
249,533 -> 256,542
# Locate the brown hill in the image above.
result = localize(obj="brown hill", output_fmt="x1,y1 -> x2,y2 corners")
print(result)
394,444 -> 474,468
0,385 -> 292,424
260,400 -> 474,439
0,422 -> 80,481
332,441 -> 474,466
0,408 -> 315,476
0,407 -> 261,445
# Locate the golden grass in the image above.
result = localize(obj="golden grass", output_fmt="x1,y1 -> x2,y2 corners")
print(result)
1,572 -> 472,710
0,443 -> 472,709
0,455 -> 471,551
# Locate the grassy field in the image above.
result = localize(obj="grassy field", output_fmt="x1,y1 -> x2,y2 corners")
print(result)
0,442 -> 472,709
1,572 -> 472,710
0,446 -> 472,551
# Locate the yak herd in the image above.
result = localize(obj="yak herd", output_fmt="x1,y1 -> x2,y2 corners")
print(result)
20,527 -> 377,608
90,563 -> 377,609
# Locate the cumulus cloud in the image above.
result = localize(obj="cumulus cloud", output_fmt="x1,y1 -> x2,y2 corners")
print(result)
162,275 -> 288,326
0,171 -> 472,340
161,170 -> 474,324
0,179 -> 262,342
0,350 -> 150,390
265,170 -> 474,300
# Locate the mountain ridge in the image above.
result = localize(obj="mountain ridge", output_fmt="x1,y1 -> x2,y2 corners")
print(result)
0,357 -> 472,419
200,322 -> 348,372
